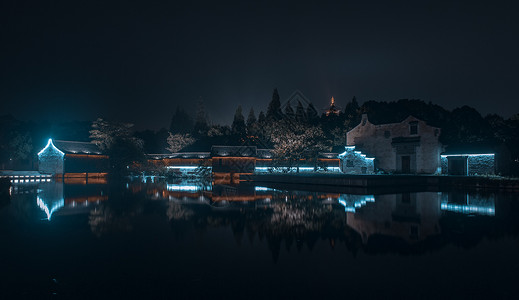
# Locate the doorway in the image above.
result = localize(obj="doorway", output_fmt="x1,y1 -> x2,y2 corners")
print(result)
401,156 -> 411,173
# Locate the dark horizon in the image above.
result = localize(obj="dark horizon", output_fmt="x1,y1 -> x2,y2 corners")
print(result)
2,0 -> 519,130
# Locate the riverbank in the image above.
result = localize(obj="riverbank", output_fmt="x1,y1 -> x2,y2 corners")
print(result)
249,173 -> 519,192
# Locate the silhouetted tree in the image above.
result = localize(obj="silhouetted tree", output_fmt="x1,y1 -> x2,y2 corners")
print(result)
266,88 -> 282,120
306,103 -> 319,124
194,99 -> 209,137
107,137 -> 145,175
344,96 -> 361,130
169,106 -> 193,134
232,105 -> 246,138
284,100 -> 295,119
258,111 -> 266,124
295,101 -> 306,123
246,108 -> 258,136
89,118 -> 144,175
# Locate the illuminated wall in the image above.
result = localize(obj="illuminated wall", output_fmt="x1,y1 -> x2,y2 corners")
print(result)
441,154 -> 495,176
38,139 -> 65,175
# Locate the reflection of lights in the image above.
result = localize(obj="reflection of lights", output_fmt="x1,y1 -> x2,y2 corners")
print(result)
37,196 -> 64,221
338,195 -> 375,213
254,167 -> 341,173
255,186 -> 278,192
166,184 -> 212,191
440,203 -> 495,216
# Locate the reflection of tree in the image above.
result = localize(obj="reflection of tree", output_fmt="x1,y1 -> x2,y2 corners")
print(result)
166,202 -> 195,221
88,188 -> 146,237
166,196 -> 357,261
89,206 -> 134,237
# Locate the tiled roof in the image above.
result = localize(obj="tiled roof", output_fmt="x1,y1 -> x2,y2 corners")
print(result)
211,146 -> 257,157
54,140 -> 103,155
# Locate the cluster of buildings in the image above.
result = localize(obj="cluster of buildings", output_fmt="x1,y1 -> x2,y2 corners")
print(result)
35,97 -> 502,179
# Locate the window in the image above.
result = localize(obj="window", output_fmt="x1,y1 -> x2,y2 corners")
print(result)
409,122 -> 418,135
384,130 -> 390,138
346,160 -> 354,167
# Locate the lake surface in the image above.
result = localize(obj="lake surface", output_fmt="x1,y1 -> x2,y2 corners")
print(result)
1,178 -> 519,299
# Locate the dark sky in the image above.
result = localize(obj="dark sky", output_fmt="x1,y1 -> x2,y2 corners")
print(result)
1,0 -> 518,130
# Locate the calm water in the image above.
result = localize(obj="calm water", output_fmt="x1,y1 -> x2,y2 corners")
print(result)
1,178 -> 519,299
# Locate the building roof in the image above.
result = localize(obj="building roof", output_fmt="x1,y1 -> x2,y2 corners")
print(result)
211,146 -> 257,157
53,140 -> 103,155
147,152 -> 210,160
356,114 -> 440,129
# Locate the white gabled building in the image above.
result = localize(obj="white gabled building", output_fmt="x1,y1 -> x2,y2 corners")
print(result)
345,114 -> 443,174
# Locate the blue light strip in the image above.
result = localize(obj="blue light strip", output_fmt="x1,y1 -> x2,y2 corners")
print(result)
166,166 -> 201,170
37,139 -> 65,157
254,186 -> 279,192
441,154 -> 494,158
254,167 -> 341,172
440,203 -> 495,216
166,184 -> 212,191
337,195 -> 375,213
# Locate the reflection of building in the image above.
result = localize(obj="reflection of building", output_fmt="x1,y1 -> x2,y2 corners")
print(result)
346,115 -> 442,174
346,193 -> 442,243
440,191 -> 495,216
38,139 -> 109,178
36,181 -> 108,220
37,182 -> 64,220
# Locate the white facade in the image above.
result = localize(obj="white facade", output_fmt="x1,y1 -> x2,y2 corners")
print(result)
346,115 -> 442,174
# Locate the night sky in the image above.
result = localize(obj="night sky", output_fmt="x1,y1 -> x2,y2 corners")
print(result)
1,0 -> 518,129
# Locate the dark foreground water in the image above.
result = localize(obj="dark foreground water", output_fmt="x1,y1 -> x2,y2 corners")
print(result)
1,179 -> 519,299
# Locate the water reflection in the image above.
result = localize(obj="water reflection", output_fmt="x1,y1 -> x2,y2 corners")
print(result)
440,191 -> 495,216
7,178 -> 515,258
9,178 -> 108,221
2,179 -> 518,298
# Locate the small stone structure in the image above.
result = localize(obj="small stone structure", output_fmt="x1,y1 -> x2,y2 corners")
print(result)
338,146 -> 375,174
440,153 -> 495,176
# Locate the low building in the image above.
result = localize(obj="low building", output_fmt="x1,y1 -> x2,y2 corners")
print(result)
441,152 -> 495,176
338,146 -> 375,174
346,114 -> 442,174
38,139 -> 109,177
147,145 -> 341,183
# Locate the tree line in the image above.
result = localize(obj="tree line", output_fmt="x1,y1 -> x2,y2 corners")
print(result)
1,88 -> 519,175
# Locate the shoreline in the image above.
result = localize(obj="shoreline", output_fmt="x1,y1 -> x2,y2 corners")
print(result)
248,173 -> 519,192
